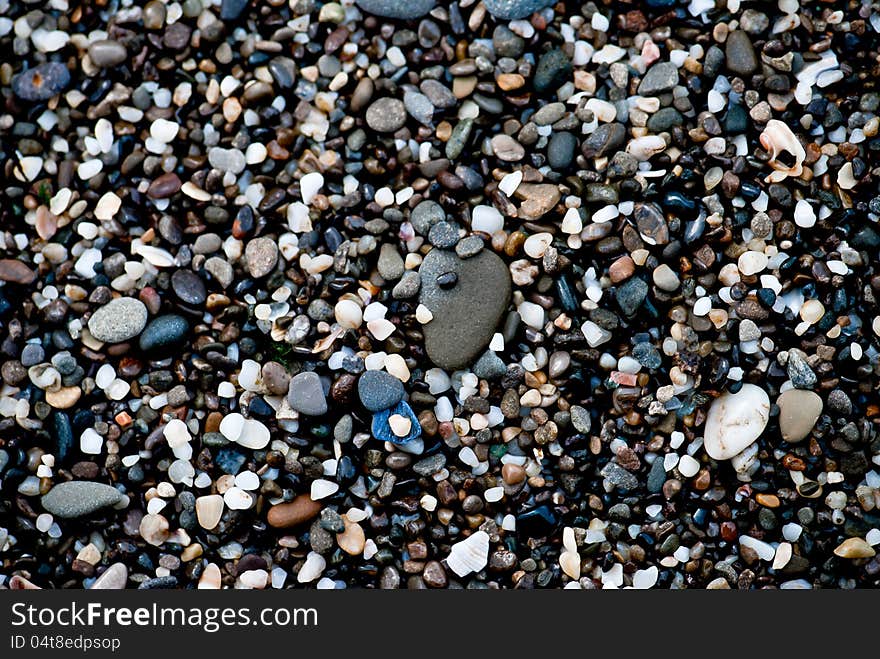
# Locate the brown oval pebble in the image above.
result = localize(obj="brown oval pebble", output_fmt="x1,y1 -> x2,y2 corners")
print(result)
267,494 -> 322,528
502,463 -> 526,484
0,259 -> 36,285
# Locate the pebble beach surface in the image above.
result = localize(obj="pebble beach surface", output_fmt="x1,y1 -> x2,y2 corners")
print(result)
2,0 -> 880,590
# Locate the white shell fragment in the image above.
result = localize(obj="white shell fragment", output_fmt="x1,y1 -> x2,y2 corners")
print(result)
445,530 -> 489,577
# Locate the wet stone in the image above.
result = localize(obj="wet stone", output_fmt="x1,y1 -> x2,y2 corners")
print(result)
355,0 -> 436,19
138,315 -> 188,353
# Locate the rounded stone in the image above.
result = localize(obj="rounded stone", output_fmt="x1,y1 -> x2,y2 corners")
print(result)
777,389 -> 823,443
12,62 -> 71,102
703,384 -> 770,460
357,370 -> 406,412
244,237 -> 278,278
138,315 -> 189,353
88,297 -> 148,344
287,371 -> 328,416
366,97 -> 407,133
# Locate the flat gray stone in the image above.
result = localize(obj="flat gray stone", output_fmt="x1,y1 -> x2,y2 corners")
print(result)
41,481 -> 124,519
287,371 -> 328,416
419,249 -> 511,369
88,297 -> 148,343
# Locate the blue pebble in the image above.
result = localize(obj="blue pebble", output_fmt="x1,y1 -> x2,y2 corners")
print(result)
372,401 -> 421,445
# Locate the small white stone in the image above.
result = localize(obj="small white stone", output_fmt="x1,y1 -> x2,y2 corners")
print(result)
80,428 -> 103,454
234,471 -> 261,491
561,207 -> 583,234
693,297 -> 712,317
415,304 -> 433,324
223,487 -> 253,510
581,320 -> 611,347
195,495 -> 224,530
632,565 -> 658,589
517,301 -> 545,330
297,552 -> 326,583
445,531 -> 489,577
236,419 -> 270,450
367,318 -> 396,341
738,250 -> 769,276
484,486 -> 504,502
150,118 -> 180,143
523,232 -> 553,259
310,479 -> 339,500
472,205 -> 504,234
678,454 -> 700,478
498,171 -> 522,196
703,384 -> 770,460
95,191 -> 121,221
794,199 -> 816,228
335,299 -> 363,329
300,172 -> 324,204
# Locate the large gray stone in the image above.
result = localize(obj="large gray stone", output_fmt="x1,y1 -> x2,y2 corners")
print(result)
41,481 -> 124,519
356,0 -> 436,19
418,249 -> 511,369
483,0 -> 555,20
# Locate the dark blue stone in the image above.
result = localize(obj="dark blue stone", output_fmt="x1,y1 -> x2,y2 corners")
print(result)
371,401 -> 421,444
215,447 -> 247,475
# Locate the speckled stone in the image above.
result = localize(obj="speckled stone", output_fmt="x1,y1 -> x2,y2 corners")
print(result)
88,297 -> 149,343
41,481 -> 124,519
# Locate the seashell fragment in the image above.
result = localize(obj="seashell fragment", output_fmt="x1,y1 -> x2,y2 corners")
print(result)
445,530 -> 489,577
759,119 -> 805,183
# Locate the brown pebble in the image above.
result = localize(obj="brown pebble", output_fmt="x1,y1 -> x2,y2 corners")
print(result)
267,494 -> 322,528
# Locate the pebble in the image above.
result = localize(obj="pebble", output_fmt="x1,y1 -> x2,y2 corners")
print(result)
483,0 -> 554,19
88,40 -> 128,68
418,249 -> 511,369
287,371 -> 328,416
355,0 -> 436,19
637,62 -> 679,95
445,531 -> 489,577
12,62 -> 70,101
0,259 -> 37,285
244,237 -> 279,278
703,384 -> 770,460
41,481 -> 124,519
267,495 -> 322,528
777,389 -> 822,443
366,98 -> 407,133
138,315 -> 188,353
358,370 -> 405,412
725,31 -> 758,77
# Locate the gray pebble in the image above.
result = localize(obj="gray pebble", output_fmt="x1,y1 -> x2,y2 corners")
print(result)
88,297 -> 148,344
287,371 -> 328,416
41,481 -> 124,519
